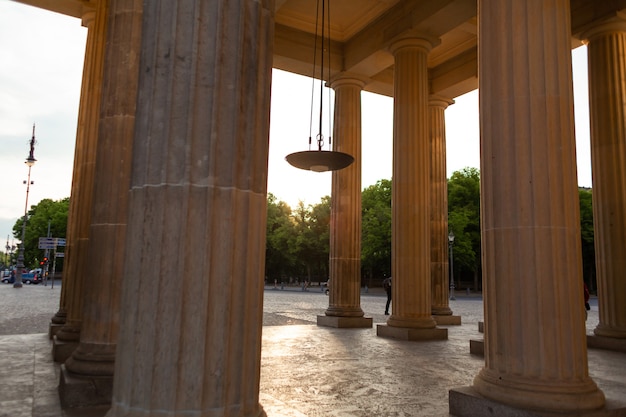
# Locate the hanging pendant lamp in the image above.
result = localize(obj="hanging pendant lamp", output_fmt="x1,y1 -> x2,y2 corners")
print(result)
285,0 -> 354,173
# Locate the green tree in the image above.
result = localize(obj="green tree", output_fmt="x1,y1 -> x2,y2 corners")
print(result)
265,193 -> 297,283
579,188 -> 595,291
361,179 -> 392,285
447,167 -> 481,290
307,196 -> 331,281
12,197 -> 69,270
291,198 -> 331,283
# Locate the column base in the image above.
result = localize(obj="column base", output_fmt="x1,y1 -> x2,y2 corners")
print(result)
433,314 -> 461,325
107,400 -> 267,417
432,306 -> 453,316
587,335 -> 626,353
317,315 -> 372,328
450,386 -> 625,417
51,310 -> 67,325
59,364 -> 112,409
376,324 -> 448,341
469,338 -> 484,356
49,323 -> 63,339
65,342 -> 116,376
468,334 -> 626,356
53,337 -> 79,363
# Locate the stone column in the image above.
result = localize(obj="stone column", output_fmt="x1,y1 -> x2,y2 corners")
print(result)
451,1 -> 605,414
60,0 -> 141,407
429,95 -> 460,325
318,73 -> 372,329
581,17 -> 626,344
107,0 -> 273,416
376,36 -> 447,341
51,2 -> 104,361
49,3 -> 99,337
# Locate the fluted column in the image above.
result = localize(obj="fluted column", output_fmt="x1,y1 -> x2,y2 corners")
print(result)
52,3 -> 104,358
107,1 -> 273,416
581,17 -> 626,341
460,0 -> 606,413
429,95 -> 459,324
319,74 -> 372,328
377,36 -> 447,341
63,0 -> 140,382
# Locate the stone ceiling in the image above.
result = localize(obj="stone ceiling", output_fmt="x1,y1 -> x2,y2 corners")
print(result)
13,0 -> 626,99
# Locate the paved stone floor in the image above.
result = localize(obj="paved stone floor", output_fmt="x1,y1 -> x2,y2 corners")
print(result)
0,282 -> 624,416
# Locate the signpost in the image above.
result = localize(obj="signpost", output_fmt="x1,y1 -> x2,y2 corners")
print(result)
38,237 -> 56,250
38,237 -> 65,288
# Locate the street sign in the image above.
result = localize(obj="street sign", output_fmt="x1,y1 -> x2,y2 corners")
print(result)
55,252 -> 65,258
38,237 -> 66,249
38,237 -> 56,249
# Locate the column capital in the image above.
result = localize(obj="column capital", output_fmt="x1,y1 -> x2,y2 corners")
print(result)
329,72 -> 368,90
81,11 -> 96,27
388,35 -> 438,56
580,12 -> 626,43
429,94 -> 454,109
81,1 -> 97,28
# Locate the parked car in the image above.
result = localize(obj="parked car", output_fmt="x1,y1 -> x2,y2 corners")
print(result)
1,271 -> 41,285
22,272 -> 41,285
1,269 -> 15,284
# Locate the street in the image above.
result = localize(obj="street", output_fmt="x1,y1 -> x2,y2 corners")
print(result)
1,281 -> 602,335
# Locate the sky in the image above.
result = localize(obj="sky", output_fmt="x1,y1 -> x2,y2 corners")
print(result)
0,0 -> 592,249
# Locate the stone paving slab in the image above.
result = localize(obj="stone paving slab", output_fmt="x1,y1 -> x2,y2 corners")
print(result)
1,283 -> 623,416
0,281 -> 62,335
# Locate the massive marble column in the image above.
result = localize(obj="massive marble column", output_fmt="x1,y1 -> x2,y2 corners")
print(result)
581,16 -> 626,344
377,36 -> 447,341
318,73 -> 372,329
429,95 -> 460,325
451,0 -> 605,414
61,0 -> 141,404
107,0 -> 273,416
51,2 -> 104,361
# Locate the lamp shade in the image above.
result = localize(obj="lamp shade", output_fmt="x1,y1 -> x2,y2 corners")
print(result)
285,150 -> 354,172
25,156 -> 36,167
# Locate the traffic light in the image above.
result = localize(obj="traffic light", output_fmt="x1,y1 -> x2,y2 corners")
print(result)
40,256 -> 49,266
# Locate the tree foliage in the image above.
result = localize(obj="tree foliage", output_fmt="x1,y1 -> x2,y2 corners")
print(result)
579,188 -> 595,290
361,179 -> 392,284
265,193 -> 297,281
265,171 -> 598,295
447,167 -> 481,288
12,179 -> 595,293
265,194 -> 330,284
12,197 -> 69,270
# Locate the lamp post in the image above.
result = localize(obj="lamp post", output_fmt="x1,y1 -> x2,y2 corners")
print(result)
4,236 -> 9,268
448,231 -> 456,300
11,241 -> 16,266
14,125 -> 37,288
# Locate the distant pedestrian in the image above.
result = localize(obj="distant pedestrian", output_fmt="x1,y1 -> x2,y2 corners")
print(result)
584,282 -> 591,320
383,276 -> 392,315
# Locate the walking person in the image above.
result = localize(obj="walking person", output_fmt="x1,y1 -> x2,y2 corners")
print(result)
383,276 -> 392,315
584,282 -> 591,321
